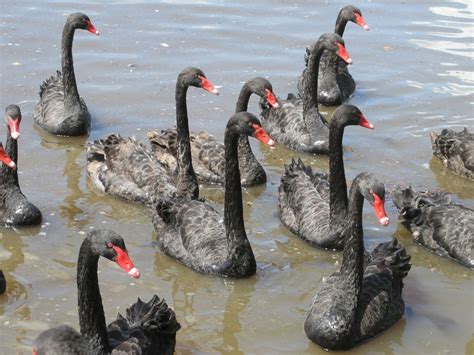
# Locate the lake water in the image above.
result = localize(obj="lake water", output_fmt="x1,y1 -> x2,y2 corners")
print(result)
0,0 -> 473,353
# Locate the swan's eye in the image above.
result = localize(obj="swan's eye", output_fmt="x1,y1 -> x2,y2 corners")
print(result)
106,242 -> 113,248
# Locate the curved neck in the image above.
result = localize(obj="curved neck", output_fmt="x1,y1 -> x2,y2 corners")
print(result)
340,179 -> 365,297
0,132 -> 19,187
329,117 -> 348,223
175,82 -> 198,199
303,41 -> 324,114
77,240 -> 110,355
224,128 -> 247,252
334,13 -> 348,36
62,22 -> 81,109
235,83 -> 259,169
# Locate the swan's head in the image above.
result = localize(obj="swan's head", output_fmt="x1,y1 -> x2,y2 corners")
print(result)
68,13 -> 100,36
0,142 -> 16,170
179,67 -> 219,95
227,112 -> 274,146
5,104 -> 21,140
332,105 -> 374,130
340,5 -> 370,31
357,173 -> 390,226
87,230 -> 140,279
318,33 -> 352,65
245,77 -> 280,109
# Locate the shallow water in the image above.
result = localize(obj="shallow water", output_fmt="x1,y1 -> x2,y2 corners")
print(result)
0,0 -> 473,353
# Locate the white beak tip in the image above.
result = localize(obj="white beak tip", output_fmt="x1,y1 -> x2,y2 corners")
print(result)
11,132 -> 20,140
128,267 -> 140,279
379,217 -> 390,226
363,25 -> 370,31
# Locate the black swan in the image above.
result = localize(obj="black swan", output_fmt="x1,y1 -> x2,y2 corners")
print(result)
298,5 -> 369,105
260,33 -> 352,154
304,173 -> 411,350
33,13 -> 99,136
0,270 -> 5,294
87,67 -> 219,205
153,112 -> 274,277
392,187 -> 474,268
279,105 -> 377,249
33,230 -> 180,354
430,128 -> 473,180
1,105 -> 42,227
148,77 -> 279,186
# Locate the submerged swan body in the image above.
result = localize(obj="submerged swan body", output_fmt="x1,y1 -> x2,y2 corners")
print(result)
33,230 -> 180,354
392,187 -> 474,268
33,13 -> 99,136
87,67 -> 218,205
430,128 -> 474,180
305,174 -> 411,350
260,33 -> 352,154
153,112 -> 274,278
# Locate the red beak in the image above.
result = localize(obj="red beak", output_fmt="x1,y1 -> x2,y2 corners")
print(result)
199,75 -> 219,95
335,42 -> 352,65
84,19 -> 100,36
265,89 -> 280,108
111,245 -> 140,279
0,143 -> 16,170
7,116 -> 20,139
354,13 -> 370,31
357,113 -> 374,130
372,193 -> 389,226
252,123 -> 274,146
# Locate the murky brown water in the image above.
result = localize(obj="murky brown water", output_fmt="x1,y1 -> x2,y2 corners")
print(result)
1,0 -> 473,353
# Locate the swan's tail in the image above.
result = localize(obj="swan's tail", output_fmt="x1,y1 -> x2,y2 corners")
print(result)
38,70 -> 62,98
108,295 -> 180,353
391,186 -> 451,210
281,158 -> 326,192
371,238 -> 411,279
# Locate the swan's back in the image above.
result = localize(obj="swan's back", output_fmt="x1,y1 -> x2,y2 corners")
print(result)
430,128 -> 474,180
153,198 -> 230,274
107,295 -> 180,355
279,159 -> 343,249
86,134 -> 175,205
393,187 -> 474,268
33,71 -> 90,136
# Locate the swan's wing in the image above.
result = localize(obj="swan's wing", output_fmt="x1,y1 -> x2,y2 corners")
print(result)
86,134 -> 175,204
33,71 -> 66,125
108,295 -> 180,354
154,198 -> 228,271
147,128 -> 179,174
279,159 -> 333,247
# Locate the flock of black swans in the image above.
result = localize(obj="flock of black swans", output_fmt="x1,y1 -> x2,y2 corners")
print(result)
0,5 -> 472,355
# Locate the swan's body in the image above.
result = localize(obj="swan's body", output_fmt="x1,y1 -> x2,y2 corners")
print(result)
430,128 -> 474,180
87,67 -> 218,205
33,230 -> 180,355
1,105 -> 42,227
153,112 -> 274,277
279,105 -> 374,249
33,13 -> 99,136
305,174 -> 411,350
0,270 -> 5,294
392,187 -> 474,268
148,77 -> 278,186
298,6 -> 369,105
260,33 -> 352,154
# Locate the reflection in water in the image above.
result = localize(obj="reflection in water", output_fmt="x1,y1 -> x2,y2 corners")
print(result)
429,156 -> 474,201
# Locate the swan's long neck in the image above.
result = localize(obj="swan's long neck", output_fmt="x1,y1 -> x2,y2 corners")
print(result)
235,83 -> 259,173
175,82 -> 198,199
61,22 -> 81,110
329,116 -> 348,223
77,239 -> 110,355
303,42 -> 324,114
340,178 -> 365,305
0,132 -> 19,187
334,13 -> 348,36
224,127 -> 254,265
